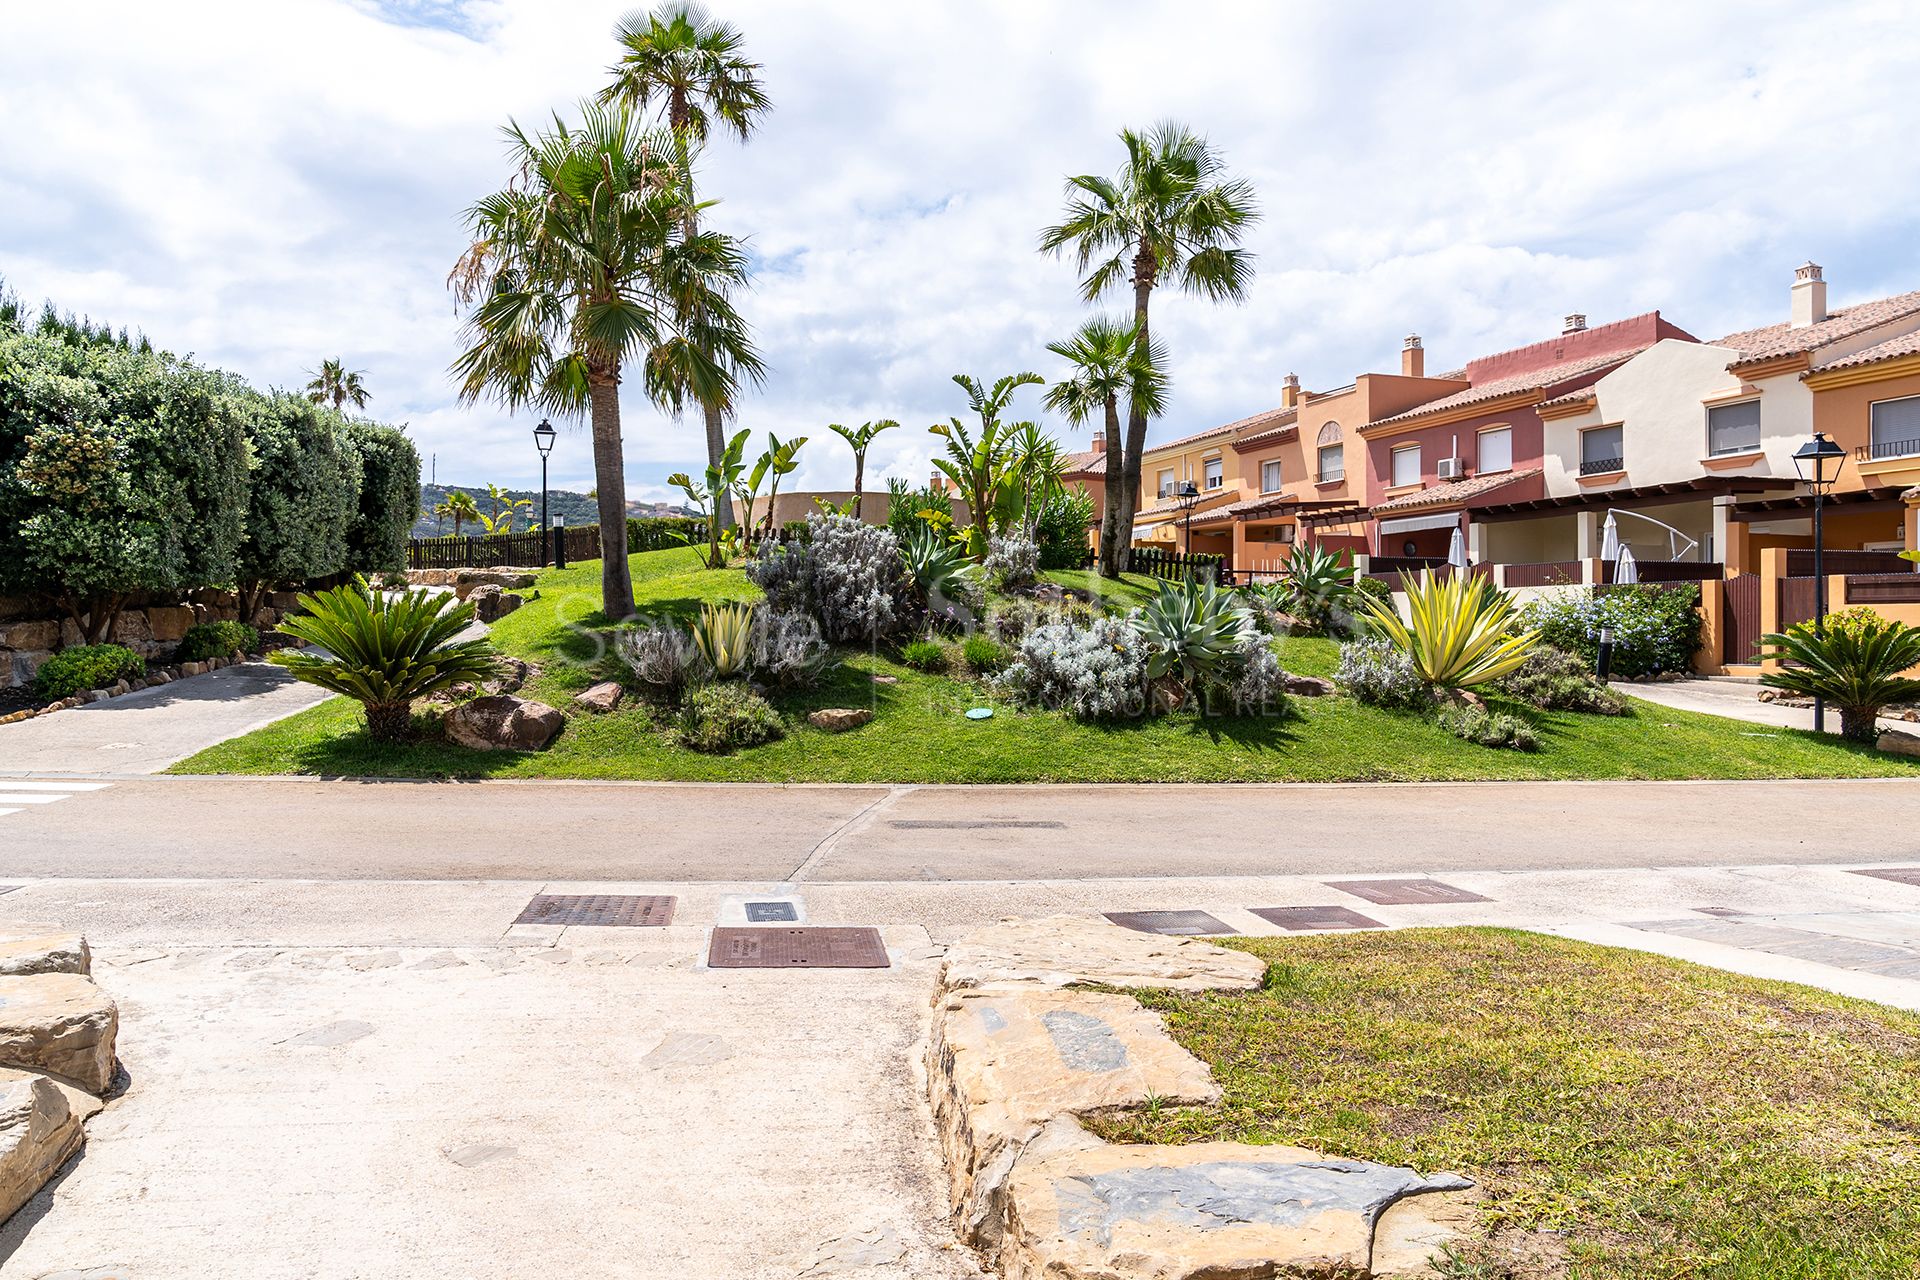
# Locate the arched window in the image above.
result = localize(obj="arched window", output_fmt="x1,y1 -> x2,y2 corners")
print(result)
1317,422 -> 1341,445
1315,423 -> 1345,483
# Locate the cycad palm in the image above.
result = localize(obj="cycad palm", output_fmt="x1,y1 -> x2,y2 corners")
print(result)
1039,123 -> 1258,568
305,359 -> 370,412
449,101 -> 751,618
603,2 -> 770,535
1044,316 -> 1168,576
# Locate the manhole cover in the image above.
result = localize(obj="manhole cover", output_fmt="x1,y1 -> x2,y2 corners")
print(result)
889,820 -> 1065,830
1248,905 -> 1385,931
1102,910 -> 1236,936
1325,879 -> 1489,906
745,901 -> 798,922
1852,867 -> 1920,887
708,927 -> 890,968
514,895 -> 677,927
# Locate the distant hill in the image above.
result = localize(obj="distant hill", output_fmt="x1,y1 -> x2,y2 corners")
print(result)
414,483 -> 691,537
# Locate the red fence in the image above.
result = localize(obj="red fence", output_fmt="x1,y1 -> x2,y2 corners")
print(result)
1847,573 -> 1920,605
1786,548 -> 1912,576
1722,573 -> 1761,664
1505,561 -> 1582,588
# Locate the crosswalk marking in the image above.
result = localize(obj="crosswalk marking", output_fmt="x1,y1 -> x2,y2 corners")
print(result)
0,781 -> 111,792
0,794 -> 70,805
0,781 -> 112,818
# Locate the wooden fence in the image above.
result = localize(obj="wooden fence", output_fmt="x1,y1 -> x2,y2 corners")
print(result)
1504,560 -> 1582,588
1786,548 -> 1912,576
1847,572 -> 1920,605
1126,545 -> 1225,581
408,525 -> 601,570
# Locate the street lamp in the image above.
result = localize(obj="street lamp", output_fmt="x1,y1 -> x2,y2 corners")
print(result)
1176,480 -> 1202,568
533,419 -> 556,566
1791,430 -> 1847,733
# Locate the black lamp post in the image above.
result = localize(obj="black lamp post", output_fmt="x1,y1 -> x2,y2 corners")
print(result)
533,419 -> 556,566
1791,430 -> 1847,733
1176,480 -> 1201,569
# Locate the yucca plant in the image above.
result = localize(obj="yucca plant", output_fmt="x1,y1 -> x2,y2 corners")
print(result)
1761,616 -> 1920,741
1359,569 -> 1537,690
1131,577 -> 1257,694
692,601 -> 756,678
272,580 -> 498,743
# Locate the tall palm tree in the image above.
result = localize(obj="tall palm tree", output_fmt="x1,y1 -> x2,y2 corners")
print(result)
826,420 -> 900,519
1044,317 -> 1169,576
435,490 -> 480,537
448,102 -> 752,619
1039,122 -> 1258,569
305,359 -> 370,412
602,2 -> 771,535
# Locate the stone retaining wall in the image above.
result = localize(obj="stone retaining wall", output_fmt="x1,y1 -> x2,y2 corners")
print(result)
0,591 -> 298,689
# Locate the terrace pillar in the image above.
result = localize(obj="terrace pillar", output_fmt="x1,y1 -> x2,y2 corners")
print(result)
1575,509 -> 1602,559
1758,545 -> 1788,674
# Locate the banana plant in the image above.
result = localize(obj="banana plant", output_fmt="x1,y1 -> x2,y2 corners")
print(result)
751,432 -> 808,538
931,371 -> 1041,560
692,602 -> 757,679
476,482 -> 533,534
668,429 -> 750,568
1358,569 -> 1537,689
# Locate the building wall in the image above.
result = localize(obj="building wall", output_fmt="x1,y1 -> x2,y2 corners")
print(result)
1363,406 -> 1547,511
1134,431 -> 1244,510
1810,362 -> 1920,495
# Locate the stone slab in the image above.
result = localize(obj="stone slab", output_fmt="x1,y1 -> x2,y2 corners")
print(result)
0,973 -> 119,1093
938,915 -> 1265,995
0,1072 -> 84,1223
0,932 -> 92,978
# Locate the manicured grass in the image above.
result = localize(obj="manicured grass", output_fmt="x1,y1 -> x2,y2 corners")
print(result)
170,549 -> 1920,782
1039,567 -> 1166,611
1094,930 -> 1920,1279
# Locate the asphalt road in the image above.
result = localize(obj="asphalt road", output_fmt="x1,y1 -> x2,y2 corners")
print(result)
2,775 -> 1915,882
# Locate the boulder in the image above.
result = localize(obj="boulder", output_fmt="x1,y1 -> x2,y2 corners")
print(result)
1877,727 -> 1920,758
0,619 -> 59,652
574,682 -> 624,714
1282,674 -> 1336,697
0,933 -> 90,978
443,695 -> 564,752
0,1073 -> 85,1223
108,611 -> 153,645
486,657 -> 534,696
0,973 -> 118,1093
469,585 -> 523,623
454,569 -> 538,602
808,708 -> 874,732
939,916 -> 1266,995
145,605 -> 194,643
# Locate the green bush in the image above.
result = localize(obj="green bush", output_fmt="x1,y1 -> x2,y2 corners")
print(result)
1524,584 -> 1703,679
1437,701 -> 1538,751
33,643 -> 145,699
175,620 -> 259,663
674,682 -> 783,753
628,515 -> 704,552
343,421 -> 421,574
902,639 -> 949,673
1132,577 -> 1258,695
1351,575 -> 1393,610
1761,614 -> 1920,741
235,393 -> 360,622
1495,645 -> 1626,715
962,635 -> 1009,673
1035,489 -> 1096,570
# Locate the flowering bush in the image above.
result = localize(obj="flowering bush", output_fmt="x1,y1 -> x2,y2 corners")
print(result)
616,621 -> 710,703
1495,645 -> 1626,715
1336,637 -> 1433,710
1523,584 -> 1702,679
1216,633 -> 1288,714
995,616 -> 1147,719
744,538 -> 811,615
751,608 -> 831,688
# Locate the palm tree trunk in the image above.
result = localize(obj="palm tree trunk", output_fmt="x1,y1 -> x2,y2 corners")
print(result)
364,701 -> 412,744
1117,253 -> 1155,575
588,373 -> 636,619
704,400 -> 735,533
669,91 -> 736,539
1099,396 -> 1125,578
852,453 -> 865,521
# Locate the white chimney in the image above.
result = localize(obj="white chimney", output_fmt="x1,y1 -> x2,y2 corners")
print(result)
1401,335 -> 1424,378
1791,261 -> 1827,329
1281,372 -> 1301,408
1562,313 -> 1587,335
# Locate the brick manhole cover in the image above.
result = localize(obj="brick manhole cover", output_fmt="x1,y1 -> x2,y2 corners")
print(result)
1248,905 -> 1385,931
1102,910 -> 1236,936
708,926 -> 889,968
1324,879 -> 1489,906
744,901 -> 798,922
514,895 -> 677,927
1852,867 -> 1920,887
889,820 -> 1066,830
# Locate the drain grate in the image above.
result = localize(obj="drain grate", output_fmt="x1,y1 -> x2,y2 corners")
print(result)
1102,910 -> 1236,937
744,901 -> 798,923
708,926 -> 889,968
1325,879 -> 1489,906
1248,905 -> 1385,931
1852,867 -> 1920,888
889,819 -> 1065,830
514,894 -> 676,927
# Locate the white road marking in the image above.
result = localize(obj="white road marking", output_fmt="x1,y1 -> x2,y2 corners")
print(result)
0,794 -> 70,805
0,782 -> 112,816
0,809 -> 17,818
0,781 -> 111,791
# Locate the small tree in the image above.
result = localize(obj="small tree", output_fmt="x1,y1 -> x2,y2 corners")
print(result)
931,372 -> 1041,560
234,393 -> 358,623
826,420 -> 900,519
436,490 -> 479,537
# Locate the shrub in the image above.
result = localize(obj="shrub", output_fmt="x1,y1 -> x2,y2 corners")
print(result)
32,643 -> 145,699
1495,645 -> 1626,715
885,477 -> 953,544
1761,615 -> 1920,741
1131,578 -> 1258,695
616,621 -> 710,703
1359,569 -> 1537,689
235,392 -> 360,622
342,421 -> 420,574
692,602 -> 755,679
1437,701 -> 1538,751
813,513 -> 906,643
901,523 -> 978,622
995,616 -> 1148,720
1336,637 -> 1433,710
1034,489 -> 1097,570
270,580 -> 496,742
962,634 -> 1009,673
176,620 -> 259,663
1217,633 -> 1288,715
1270,543 -> 1362,634
1524,584 -> 1703,679
901,639 -> 949,673
627,515 -> 705,553
744,539 -> 811,615
1351,575 -> 1393,611
986,597 -> 1096,646
985,533 -> 1040,591
751,609 -> 830,688
674,683 -> 783,753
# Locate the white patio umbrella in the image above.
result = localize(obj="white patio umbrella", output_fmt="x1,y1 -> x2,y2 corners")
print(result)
1446,526 -> 1469,571
1614,544 -> 1639,584
1599,511 -> 1621,562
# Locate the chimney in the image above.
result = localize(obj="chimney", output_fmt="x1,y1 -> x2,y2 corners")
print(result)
1090,435 -> 1106,454
1400,335 -> 1424,378
1562,313 -> 1587,335
1281,373 -> 1301,409
1792,261 -> 1827,328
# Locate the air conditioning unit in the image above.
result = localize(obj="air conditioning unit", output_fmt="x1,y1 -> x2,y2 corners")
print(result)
1436,457 -> 1463,480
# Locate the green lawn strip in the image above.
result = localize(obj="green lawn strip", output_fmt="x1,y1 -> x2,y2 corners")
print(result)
1039,567 -> 1166,611
1092,929 -> 1920,1279
169,550 -> 1920,782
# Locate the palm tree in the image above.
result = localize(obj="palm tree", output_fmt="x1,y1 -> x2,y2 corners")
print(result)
1044,316 -> 1168,576
826,420 -> 900,519
1039,122 -> 1258,569
448,102 -> 752,619
435,490 -> 480,537
305,359 -> 371,412
602,2 -> 771,535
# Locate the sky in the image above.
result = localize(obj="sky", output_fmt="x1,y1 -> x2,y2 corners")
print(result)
4,0 -> 1920,502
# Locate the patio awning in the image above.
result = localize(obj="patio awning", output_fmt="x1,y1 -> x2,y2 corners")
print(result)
1475,476 -> 1797,521
1376,511 -> 1463,536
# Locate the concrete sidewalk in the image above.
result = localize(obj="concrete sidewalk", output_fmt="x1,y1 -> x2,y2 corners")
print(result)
1618,676 -> 1915,736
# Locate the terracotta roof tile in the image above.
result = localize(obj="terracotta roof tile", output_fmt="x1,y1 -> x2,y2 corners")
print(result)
1145,405 -> 1298,456
1062,449 -> 1107,476
1232,422 -> 1299,449
1368,348 -> 1648,428
1370,468 -> 1540,514
1714,290 -> 1920,367
1809,326 -> 1920,374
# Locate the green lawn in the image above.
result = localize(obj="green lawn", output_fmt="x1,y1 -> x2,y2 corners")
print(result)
1095,930 -> 1920,1279
170,548 -> 1920,782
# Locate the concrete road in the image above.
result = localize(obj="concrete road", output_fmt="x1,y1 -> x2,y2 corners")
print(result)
1,775 -> 1916,882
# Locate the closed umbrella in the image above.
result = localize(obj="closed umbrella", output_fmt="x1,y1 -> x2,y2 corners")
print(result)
1446,525 -> 1469,571
1615,544 -> 1639,584
1599,511 -> 1621,562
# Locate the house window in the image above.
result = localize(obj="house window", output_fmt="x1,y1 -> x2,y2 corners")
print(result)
1260,459 -> 1282,493
1157,468 -> 1175,498
1203,456 -> 1224,489
1316,423 -> 1344,483
1706,399 -> 1762,456
1477,426 -> 1512,474
1870,395 -> 1920,459
1390,444 -> 1421,487
1580,424 -> 1624,475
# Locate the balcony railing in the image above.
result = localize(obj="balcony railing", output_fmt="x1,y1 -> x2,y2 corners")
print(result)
1856,438 -> 1920,461
1579,456 -> 1624,476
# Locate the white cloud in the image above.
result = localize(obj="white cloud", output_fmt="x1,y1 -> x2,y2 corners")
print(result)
4,0 -> 1919,499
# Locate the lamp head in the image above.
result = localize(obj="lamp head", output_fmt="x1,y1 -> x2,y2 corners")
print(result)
1791,431 -> 1845,488
533,419 -> 557,457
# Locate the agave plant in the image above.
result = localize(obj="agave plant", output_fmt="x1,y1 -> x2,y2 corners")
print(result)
271,580 -> 498,743
1761,616 -> 1920,741
1131,578 -> 1257,694
1276,542 -> 1361,632
901,523 -> 976,610
692,601 -> 756,679
1358,569 -> 1537,690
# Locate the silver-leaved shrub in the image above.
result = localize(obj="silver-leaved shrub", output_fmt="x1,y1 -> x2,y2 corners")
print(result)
995,616 -> 1148,719
1336,636 -> 1432,709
